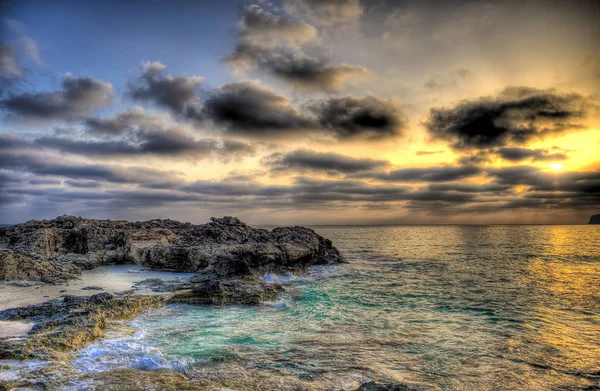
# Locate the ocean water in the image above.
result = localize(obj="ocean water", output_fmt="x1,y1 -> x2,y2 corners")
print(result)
73,225 -> 600,390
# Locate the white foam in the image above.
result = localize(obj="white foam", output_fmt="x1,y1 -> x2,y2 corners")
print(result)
261,272 -> 297,284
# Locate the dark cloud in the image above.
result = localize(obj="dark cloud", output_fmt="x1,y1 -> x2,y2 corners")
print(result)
222,171 -> 264,183
237,5 -> 318,48
180,180 -> 272,197
416,150 -> 445,156
34,133 -> 202,158
372,165 -> 482,182
224,5 -> 367,92
0,170 -> 21,188
425,87 -> 590,150
267,54 -> 368,92
204,83 -> 403,141
309,95 -> 406,140
1,76 -> 113,121
403,165 -> 600,215
128,61 -> 204,122
64,180 -> 102,188
289,176 -> 410,203
403,190 -> 476,203
5,186 -> 206,207
204,80 -> 313,136
0,104 -> 256,162
0,169 -> 62,190
226,44 -> 369,92
1,124 -> 255,162
456,151 -> 492,166
83,107 -> 150,136
427,183 -> 512,193
489,166 -> 600,195
488,166 -> 544,186
0,150 -> 183,186
0,26 -> 41,88
3,152 -> 597,218
496,147 -> 568,162
289,177 -> 479,204
0,133 -> 28,149
0,39 -> 23,84
265,149 -> 390,174
141,175 -> 478,205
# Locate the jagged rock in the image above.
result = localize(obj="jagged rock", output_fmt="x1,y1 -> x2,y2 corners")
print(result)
169,279 -> 284,305
0,248 -> 82,282
357,380 -> 441,391
80,369 -> 201,391
210,216 -> 246,226
0,216 -> 344,282
132,278 -> 195,292
0,275 -> 286,361
589,214 -> 600,224
0,293 -> 166,360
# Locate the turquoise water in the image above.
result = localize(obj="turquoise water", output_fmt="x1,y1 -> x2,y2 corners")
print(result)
73,226 -> 600,390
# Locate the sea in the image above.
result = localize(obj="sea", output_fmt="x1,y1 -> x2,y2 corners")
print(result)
71,225 -> 600,390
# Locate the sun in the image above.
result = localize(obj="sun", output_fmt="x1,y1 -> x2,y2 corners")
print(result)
550,163 -> 564,170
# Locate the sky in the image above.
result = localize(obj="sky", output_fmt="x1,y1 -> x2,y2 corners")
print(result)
0,0 -> 599,225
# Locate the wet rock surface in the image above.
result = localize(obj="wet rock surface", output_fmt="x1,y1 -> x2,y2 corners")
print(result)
0,293 -> 166,360
357,380 -> 441,391
169,279 -> 284,305
0,277 -> 287,362
0,216 -> 350,390
0,362 -> 437,391
0,215 -> 345,282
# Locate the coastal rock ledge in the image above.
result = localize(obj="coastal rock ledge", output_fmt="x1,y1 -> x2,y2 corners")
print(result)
0,215 -> 345,282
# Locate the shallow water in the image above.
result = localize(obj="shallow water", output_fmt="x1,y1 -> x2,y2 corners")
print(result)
73,225 -> 600,390
0,265 -> 194,310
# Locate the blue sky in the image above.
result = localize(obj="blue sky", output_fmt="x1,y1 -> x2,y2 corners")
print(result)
3,0 -> 243,96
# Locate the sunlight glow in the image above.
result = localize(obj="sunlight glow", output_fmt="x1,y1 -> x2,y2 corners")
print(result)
550,164 -> 564,170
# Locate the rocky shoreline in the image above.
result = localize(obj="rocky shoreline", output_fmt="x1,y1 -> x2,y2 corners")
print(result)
0,215 -> 345,282
0,216 -> 436,390
0,215 -> 342,357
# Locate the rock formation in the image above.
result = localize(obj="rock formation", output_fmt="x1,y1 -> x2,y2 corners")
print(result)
0,248 -> 81,282
0,215 -> 345,282
589,214 -> 600,224
0,216 -> 348,388
0,292 -> 166,360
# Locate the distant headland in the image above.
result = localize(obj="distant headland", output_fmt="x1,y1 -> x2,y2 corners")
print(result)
590,214 -> 600,224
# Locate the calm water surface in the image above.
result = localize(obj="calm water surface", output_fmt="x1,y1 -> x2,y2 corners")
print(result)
73,226 -> 600,390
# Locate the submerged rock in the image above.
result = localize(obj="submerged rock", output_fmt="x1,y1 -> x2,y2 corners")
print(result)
0,215 -> 345,282
169,279 -> 284,305
81,369 -> 200,391
81,285 -> 103,291
132,277 -> 195,293
589,214 -> 600,224
357,380 -> 441,391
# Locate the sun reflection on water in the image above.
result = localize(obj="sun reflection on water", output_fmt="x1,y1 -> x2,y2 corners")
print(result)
73,225 -> 600,390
